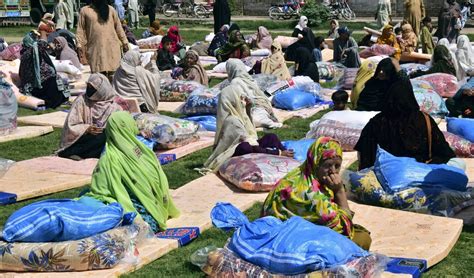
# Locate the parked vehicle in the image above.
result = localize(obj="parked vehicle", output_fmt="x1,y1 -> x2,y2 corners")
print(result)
268,0 -> 303,20
0,0 -> 30,24
194,1 -> 212,18
327,0 -> 355,20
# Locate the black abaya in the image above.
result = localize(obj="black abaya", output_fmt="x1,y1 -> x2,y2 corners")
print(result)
213,0 -> 231,34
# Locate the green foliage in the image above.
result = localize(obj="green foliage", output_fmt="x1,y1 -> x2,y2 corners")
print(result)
300,0 -> 331,27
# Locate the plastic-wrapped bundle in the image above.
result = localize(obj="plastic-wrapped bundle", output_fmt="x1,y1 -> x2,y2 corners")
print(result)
132,113 -> 200,149
292,76 -> 322,96
272,88 -> 322,111
447,117 -> 474,142
350,168 -> 474,217
305,111 -> 379,151
0,222 -> 149,272
359,44 -> 395,58
0,158 -> 14,179
413,73 -> 459,98
443,131 -> 474,158
219,153 -> 300,192
316,62 -> 346,81
215,73 -> 278,93
160,79 -> 205,102
411,80 -> 449,117
181,88 -> 220,116
0,43 -> 22,61
241,56 -> 265,68
184,115 -> 217,131
137,35 -> 163,49
337,68 -> 359,90
400,63 -> 430,75
0,78 -> 18,135
192,247 -> 388,278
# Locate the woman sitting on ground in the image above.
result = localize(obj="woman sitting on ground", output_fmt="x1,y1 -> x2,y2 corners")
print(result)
376,24 -> 401,60
438,38 -> 461,80
215,30 -> 250,62
86,111 -> 180,233
351,60 -> 377,109
286,16 -> 316,62
57,73 -> 126,159
208,24 -> 230,56
410,45 -> 457,78
142,19 -> 166,38
203,86 -> 292,171
327,19 -> 339,39
446,77 -> 474,118
159,25 -> 186,59
226,59 -> 281,129
355,59 -> 463,171
113,50 -> 161,113
53,36 -> 82,69
294,47 -> 319,82
262,137 -> 372,250
19,32 -> 69,109
257,41 -> 291,80
399,23 -> 418,53
455,35 -> 474,79
178,50 -> 209,86
356,58 -> 407,112
250,26 -> 273,50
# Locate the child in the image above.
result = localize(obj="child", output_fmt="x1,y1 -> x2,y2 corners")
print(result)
142,20 -> 166,38
157,36 -> 176,71
312,36 -> 326,62
394,27 -> 402,42
127,0 -> 139,29
420,17 -> 435,54
331,90 -> 349,111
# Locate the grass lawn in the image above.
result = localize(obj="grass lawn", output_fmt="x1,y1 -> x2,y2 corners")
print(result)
0,23 -> 473,277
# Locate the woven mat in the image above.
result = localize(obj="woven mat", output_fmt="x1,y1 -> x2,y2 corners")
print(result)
17,111 -> 68,128
0,126 -> 53,143
0,157 -> 97,202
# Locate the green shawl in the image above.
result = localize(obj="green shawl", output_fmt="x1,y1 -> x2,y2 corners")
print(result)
86,111 -> 180,230
215,30 -> 248,61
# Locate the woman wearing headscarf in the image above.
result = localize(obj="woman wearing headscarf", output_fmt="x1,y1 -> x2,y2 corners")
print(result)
376,25 -> 401,60
159,25 -> 185,58
203,85 -> 289,172
455,35 -> 474,80
375,0 -> 391,29
435,0 -> 461,43
57,73 -> 125,159
355,59 -> 458,170
286,16 -> 316,62
351,60 -> 377,109
208,24 -> 230,56
19,32 -> 68,109
438,38 -> 461,80
215,30 -> 250,63
250,26 -> 273,50
333,26 -> 361,68
179,50 -> 209,86
410,45 -> 457,78
112,50 -> 160,113
399,23 -> 418,53
327,19 -> 339,39
53,36 -> 82,69
226,59 -> 281,129
446,77 -> 474,118
404,0 -> 425,36
260,41 -> 291,81
263,137 -> 372,250
294,47 -> 319,83
38,13 -> 55,41
356,58 -> 407,112
86,111 -> 180,233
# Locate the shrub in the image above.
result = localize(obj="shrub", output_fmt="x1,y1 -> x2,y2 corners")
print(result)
300,0 -> 331,27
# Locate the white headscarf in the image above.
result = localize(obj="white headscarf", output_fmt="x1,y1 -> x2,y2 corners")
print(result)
438,38 -> 461,80
296,16 -> 308,31
112,50 -> 161,113
455,35 -> 474,80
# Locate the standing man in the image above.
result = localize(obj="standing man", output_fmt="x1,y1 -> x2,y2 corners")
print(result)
76,0 -> 129,78
143,0 -> 157,26
65,0 -> 76,29
435,0 -> 461,43
213,0 -> 231,34
128,0 -> 140,29
404,0 -> 425,36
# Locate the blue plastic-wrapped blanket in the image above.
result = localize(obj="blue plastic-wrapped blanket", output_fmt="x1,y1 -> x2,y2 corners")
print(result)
374,147 -> 468,193
272,88 -> 322,111
282,139 -> 316,162
184,115 -> 217,131
2,197 -> 135,242
447,117 -> 474,143
210,202 -> 369,275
